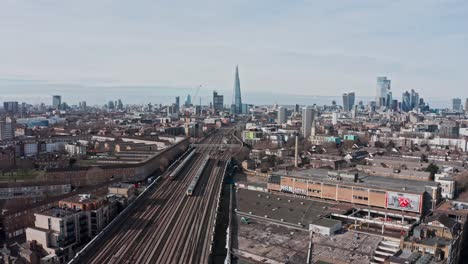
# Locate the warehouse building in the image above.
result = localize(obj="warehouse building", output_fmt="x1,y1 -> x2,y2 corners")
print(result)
267,169 -> 440,216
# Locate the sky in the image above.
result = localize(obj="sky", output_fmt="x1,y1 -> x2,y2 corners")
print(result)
0,0 -> 467,106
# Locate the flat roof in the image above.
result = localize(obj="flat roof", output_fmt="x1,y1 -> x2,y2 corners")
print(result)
272,168 -> 438,194
109,182 -> 134,188
434,200 -> 468,217
39,207 -> 77,218
60,195 -> 102,204
236,189 -> 346,225
312,218 -> 341,228
235,215 -> 382,264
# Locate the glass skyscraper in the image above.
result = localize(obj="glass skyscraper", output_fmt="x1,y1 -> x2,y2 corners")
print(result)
232,65 -> 242,114
342,92 -> 355,112
402,91 -> 411,112
376,77 -> 391,107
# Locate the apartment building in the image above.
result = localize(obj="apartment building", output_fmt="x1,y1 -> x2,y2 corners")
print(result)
25,208 -> 87,263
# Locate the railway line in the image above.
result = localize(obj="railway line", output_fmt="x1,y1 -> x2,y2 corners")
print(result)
76,127 -> 238,264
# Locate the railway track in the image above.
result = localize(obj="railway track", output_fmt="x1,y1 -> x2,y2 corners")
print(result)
79,127 -> 237,264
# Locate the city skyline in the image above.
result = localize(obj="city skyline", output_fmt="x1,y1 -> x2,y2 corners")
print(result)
1,1 -> 468,99
2,2 -> 468,264
0,75 -> 461,110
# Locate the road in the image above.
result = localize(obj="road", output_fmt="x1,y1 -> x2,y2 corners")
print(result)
77,127 -> 239,264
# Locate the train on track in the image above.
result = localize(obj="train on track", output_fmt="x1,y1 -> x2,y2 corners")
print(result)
186,155 -> 210,196
169,149 -> 196,180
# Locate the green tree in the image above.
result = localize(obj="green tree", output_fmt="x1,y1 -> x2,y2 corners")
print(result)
420,154 -> 429,163
424,163 -> 439,180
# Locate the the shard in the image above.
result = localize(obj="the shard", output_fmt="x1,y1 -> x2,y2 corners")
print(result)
232,65 -> 242,114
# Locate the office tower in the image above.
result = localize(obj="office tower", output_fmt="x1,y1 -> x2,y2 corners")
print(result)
185,94 -> 191,107
242,104 -> 248,114
108,101 -> 115,110
52,95 -> 61,109
175,96 -> 180,111
302,106 -> 315,138
342,92 -> 355,112
465,99 -> 468,112
410,89 -> 419,109
452,98 -> 462,111
277,106 -> 286,124
332,112 -> 338,125
3,101 -> 19,114
0,118 -> 15,140
386,92 -> 393,109
232,65 -> 242,114
358,101 -> 364,109
311,119 -> 317,136
212,91 -> 224,113
376,77 -> 391,107
294,104 -> 300,113
352,105 -> 358,120
402,91 -> 411,112
391,99 -> 398,111
117,99 -> 123,110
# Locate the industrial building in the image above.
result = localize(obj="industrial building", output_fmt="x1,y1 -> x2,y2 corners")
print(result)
267,169 -> 440,215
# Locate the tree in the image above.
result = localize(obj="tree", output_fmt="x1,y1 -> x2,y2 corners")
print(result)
343,140 -> 357,150
420,154 -> 429,163
374,141 -> 385,148
386,140 -> 396,151
424,163 -> 439,180
69,158 -> 77,168
235,146 -> 251,162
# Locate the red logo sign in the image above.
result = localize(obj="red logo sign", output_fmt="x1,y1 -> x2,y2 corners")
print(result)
398,196 -> 411,208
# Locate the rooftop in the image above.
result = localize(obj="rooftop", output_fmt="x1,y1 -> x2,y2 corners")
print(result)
434,200 -> 468,218
60,194 -> 103,204
38,207 -> 78,218
235,216 -> 381,264
236,188 -> 345,225
272,168 -> 438,194
109,182 -> 134,189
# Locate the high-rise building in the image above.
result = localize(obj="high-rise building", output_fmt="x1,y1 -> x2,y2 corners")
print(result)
3,101 -> 19,114
452,98 -> 462,111
391,99 -> 398,111
376,77 -> 391,107
332,112 -> 339,125
410,89 -> 419,109
277,106 -> 286,124
342,92 -> 355,112
52,95 -> 61,109
465,98 -> 468,113
108,101 -> 115,110
402,91 -> 411,112
351,105 -> 358,120
232,65 -> 242,114
0,118 -> 15,140
294,104 -> 300,113
386,92 -> 393,108
175,96 -> 180,112
212,91 -> 224,113
117,99 -> 123,110
184,94 -> 191,107
302,106 -> 315,139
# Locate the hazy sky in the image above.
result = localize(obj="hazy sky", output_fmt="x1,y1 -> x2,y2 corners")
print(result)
1,0 -> 467,101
